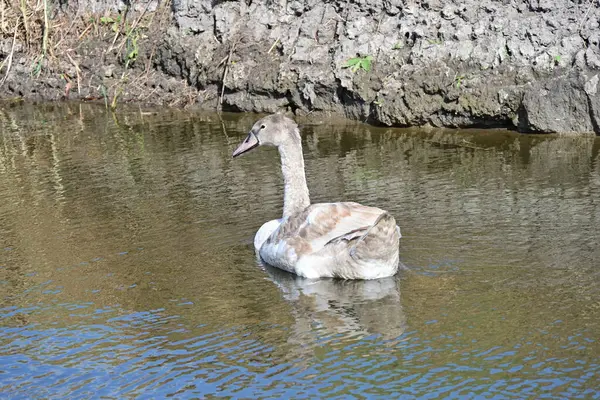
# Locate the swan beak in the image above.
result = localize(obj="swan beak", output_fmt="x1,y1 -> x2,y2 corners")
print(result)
232,132 -> 259,157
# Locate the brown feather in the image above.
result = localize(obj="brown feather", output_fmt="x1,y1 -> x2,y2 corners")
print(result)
266,202 -> 386,257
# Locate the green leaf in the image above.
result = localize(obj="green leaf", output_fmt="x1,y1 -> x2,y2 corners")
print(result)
343,56 -> 373,73
344,58 -> 361,67
360,56 -> 373,72
128,48 -> 138,60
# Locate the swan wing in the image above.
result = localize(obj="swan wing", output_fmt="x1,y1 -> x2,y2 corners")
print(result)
264,202 -> 385,255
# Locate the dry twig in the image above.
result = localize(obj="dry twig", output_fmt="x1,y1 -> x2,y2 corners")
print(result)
19,0 -> 29,47
42,0 -> 49,57
0,19 -> 20,88
577,0 -> 598,32
219,41 -> 237,110
267,37 -> 280,54
66,52 -> 82,95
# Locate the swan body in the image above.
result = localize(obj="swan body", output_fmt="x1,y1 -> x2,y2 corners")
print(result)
254,218 -> 281,250
233,114 -> 401,280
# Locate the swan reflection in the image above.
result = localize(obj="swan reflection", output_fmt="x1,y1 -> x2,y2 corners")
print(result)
261,260 -> 407,341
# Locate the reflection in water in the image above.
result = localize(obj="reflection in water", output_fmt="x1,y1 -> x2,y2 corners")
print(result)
265,263 -> 406,341
0,103 -> 599,398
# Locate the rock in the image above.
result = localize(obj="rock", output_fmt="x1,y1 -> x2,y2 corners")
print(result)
441,5 -> 455,20
585,48 -> 600,70
586,74 -> 600,131
104,64 -> 115,78
584,74 -> 599,96
518,71 -> 597,134
528,0 -> 554,12
383,0 -> 403,15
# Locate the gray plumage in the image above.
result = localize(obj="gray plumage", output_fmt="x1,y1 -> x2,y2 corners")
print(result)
233,114 -> 401,280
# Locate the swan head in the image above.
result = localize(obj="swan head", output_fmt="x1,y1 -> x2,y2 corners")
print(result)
232,114 -> 300,158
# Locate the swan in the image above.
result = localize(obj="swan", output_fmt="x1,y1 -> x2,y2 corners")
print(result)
232,114 -> 401,280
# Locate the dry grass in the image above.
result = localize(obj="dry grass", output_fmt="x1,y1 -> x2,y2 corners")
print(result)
1,0 -> 46,51
0,0 -> 179,107
0,0 -> 171,75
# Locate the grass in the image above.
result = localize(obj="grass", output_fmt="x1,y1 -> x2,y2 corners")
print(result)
1,0 -> 47,62
100,15 -> 122,31
0,0 -> 173,109
454,74 -> 466,89
426,38 -> 444,45
553,54 -> 561,65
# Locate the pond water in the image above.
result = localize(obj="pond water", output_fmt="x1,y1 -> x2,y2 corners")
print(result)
0,103 -> 599,398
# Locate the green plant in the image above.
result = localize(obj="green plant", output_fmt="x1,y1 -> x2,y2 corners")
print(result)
392,42 -> 403,50
554,54 -> 561,65
343,55 -> 373,73
100,84 -> 108,109
124,27 -> 139,68
100,14 -> 122,32
30,55 -> 43,78
454,74 -> 465,88
374,98 -> 384,106
427,38 -> 443,45
111,87 -> 123,110
28,0 -> 51,78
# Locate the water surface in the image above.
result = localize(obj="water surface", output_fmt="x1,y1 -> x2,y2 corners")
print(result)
0,103 -> 599,398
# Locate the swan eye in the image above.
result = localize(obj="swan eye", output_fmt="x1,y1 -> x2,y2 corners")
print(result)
260,124 -> 266,130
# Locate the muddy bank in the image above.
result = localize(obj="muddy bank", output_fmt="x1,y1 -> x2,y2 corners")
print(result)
0,0 -> 195,108
1,0 -> 600,134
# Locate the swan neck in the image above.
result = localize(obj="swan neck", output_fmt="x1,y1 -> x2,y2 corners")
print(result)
279,141 -> 310,217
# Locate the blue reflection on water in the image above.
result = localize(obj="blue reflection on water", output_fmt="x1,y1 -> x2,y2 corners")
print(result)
1,305 -> 598,399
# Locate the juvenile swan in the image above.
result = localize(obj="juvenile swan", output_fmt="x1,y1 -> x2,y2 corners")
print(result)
232,115 -> 401,280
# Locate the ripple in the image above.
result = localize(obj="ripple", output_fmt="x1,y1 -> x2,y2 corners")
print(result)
0,105 -> 599,398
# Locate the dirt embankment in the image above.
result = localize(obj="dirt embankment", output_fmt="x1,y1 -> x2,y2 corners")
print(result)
1,0 -> 599,134
0,0 -> 194,108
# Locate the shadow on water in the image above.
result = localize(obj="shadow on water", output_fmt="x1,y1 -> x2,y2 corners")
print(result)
0,102 -> 599,398
263,261 -> 407,341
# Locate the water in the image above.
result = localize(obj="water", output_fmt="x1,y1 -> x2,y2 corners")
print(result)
0,103 -> 598,398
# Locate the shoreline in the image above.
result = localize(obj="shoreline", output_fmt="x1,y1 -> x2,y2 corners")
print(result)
1,0 -> 599,135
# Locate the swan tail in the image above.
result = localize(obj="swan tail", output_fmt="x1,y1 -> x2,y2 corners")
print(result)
348,212 -> 401,264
